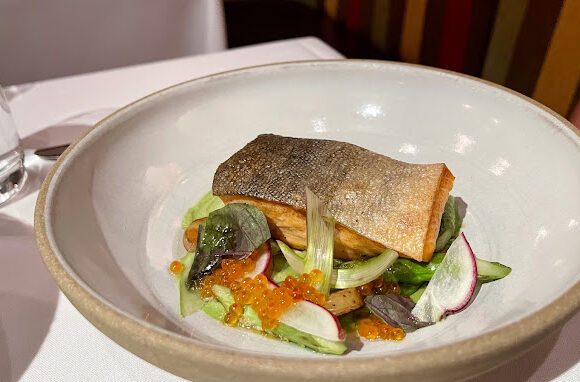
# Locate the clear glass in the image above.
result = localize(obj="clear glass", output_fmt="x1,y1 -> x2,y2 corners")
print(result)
0,85 -> 26,205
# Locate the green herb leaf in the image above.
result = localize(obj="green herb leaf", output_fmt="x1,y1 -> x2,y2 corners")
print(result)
435,196 -> 462,252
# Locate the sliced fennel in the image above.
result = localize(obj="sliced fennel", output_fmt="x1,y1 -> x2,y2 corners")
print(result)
277,240 -> 305,273
278,240 -> 398,289
302,187 -> 335,295
331,249 -> 398,289
270,241 -> 300,284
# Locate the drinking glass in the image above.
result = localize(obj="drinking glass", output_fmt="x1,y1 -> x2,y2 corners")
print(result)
0,85 -> 26,205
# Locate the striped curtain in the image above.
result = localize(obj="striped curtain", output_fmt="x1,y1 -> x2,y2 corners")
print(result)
321,0 -> 580,118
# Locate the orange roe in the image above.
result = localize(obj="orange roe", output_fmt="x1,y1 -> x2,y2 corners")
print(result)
169,260 -> 185,275
356,314 -> 405,341
356,277 -> 401,297
352,278 -> 405,341
197,248 -> 326,330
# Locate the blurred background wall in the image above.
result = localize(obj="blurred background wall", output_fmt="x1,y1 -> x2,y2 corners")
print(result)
224,0 -> 580,119
1,0 -> 578,120
0,0 -> 226,85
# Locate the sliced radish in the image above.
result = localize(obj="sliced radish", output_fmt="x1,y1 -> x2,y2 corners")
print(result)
279,300 -> 345,341
411,233 -> 478,323
266,277 -> 279,289
263,258 -> 345,342
244,241 -> 272,279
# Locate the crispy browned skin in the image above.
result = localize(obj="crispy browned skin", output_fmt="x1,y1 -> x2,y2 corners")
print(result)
212,134 -> 454,262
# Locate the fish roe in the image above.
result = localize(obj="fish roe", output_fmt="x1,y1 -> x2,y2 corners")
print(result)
197,248 -> 326,330
352,278 -> 404,341
356,277 -> 400,297
356,314 -> 405,341
169,260 -> 184,275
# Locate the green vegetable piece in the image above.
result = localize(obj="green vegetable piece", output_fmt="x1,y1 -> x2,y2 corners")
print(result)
181,191 -> 224,229
202,298 -> 227,321
212,284 -> 235,308
303,187 -> 335,296
399,283 -> 421,296
385,253 -> 445,284
177,252 -> 205,318
386,251 -> 510,285
435,196 -> 462,252
476,258 -> 512,282
271,245 -> 300,284
272,321 -> 347,355
338,311 -> 358,332
241,305 -> 263,329
409,283 -> 428,303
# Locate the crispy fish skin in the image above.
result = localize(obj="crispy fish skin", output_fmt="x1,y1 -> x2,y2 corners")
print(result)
212,134 -> 454,262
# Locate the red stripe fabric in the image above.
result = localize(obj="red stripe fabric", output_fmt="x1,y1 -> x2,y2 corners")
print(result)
437,0 -> 475,72
505,0 -> 564,96
463,0 -> 499,76
346,0 -> 363,32
420,0 -> 448,66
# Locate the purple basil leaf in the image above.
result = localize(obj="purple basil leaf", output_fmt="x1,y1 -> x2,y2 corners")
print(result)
365,294 -> 433,332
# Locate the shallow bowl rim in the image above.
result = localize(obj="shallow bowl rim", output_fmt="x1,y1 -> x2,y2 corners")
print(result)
34,59 -> 580,380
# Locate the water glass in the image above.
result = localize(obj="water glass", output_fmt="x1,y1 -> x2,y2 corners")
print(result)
0,85 -> 26,205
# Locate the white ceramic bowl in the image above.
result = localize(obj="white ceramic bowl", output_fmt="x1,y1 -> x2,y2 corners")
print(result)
35,61 -> 580,382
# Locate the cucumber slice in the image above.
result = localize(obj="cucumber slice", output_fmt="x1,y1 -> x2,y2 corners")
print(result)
273,321 -> 347,355
202,298 -> 227,321
387,253 -> 510,285
212,284 -> 235,308
476,258 -> 512,282
178,252 -> 204,318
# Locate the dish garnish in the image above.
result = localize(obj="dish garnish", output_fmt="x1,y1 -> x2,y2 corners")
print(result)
171,134 -> 511,354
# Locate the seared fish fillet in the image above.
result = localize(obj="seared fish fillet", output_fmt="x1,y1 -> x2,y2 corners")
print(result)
212,134 -> 454,262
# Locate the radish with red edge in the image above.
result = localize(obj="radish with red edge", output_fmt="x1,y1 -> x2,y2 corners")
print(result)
264,277 -> 345,341
411,233 -> 478,323
279,300 -> 346,341
243,241 -> 272,279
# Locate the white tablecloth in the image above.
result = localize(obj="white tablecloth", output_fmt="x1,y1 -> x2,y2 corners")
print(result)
1,37 -> 578,382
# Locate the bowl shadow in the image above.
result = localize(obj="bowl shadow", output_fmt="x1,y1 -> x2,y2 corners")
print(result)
0,214 -> 60,382
467,310 -> 580,381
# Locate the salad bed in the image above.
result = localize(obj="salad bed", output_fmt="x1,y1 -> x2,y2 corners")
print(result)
172,190 -> 510,354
